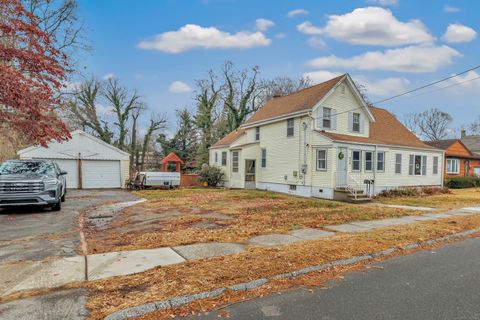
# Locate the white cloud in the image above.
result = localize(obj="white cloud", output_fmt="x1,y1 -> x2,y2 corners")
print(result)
307,37 -> 327,49
443,5 -> 460,13
307,45 -> 461,73
297,21 -> 322,35
63,81 -> 81,93
354,76 -> 410,97
447,71 -> 480,87
287,9 -> 309,18
255,18 -> 274,32
443,23 -> 477,43
303,70 -> 342,84
297,7 -> 434,47
138,24 -> 271,53
168,81 -> 192,93
366,0 -> 398,6
274,32 -> 287,39
102,73 -> 116,80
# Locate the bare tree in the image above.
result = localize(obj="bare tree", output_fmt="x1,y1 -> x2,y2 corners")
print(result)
222,61 -> 261,132
258,76 -> 311,106
413,108 -> 453,141
130,103 -> 146,171
140,114 -> 167,171
24,0 -> 88,61
467,116 -> 480,135
103,78 -> 140,150
66,78 -> 114,143
402,113 -> 420,136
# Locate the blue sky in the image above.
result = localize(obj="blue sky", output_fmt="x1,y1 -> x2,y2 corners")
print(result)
75,0 -> 479,135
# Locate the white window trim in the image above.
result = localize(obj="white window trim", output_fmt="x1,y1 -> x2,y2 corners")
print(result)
433,156 -> 439,175
322,107 -> 332,129
232,151 -> 239,173
352,113 -> 361,133
409,154 -> 427,176
446,158 -> 460,174
287,118 -> 294,137
376,152 -> 385,173
255,127 -> 260,141
221,151 -> 227,166
352,150 -> 361,172
316,149 -> 328,171
261,148 -> 267,168
395,153 -> 402,175
364,151 -> 373,172
214,152 -> 218,164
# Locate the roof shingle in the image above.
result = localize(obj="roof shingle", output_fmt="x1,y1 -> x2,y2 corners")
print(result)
211,128 -> 245,148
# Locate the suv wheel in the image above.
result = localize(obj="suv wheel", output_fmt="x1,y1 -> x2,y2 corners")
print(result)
61,193 -> 66,202
51,201 -> 61,211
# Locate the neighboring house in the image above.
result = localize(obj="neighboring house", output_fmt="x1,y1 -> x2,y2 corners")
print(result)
209,74 -> 444,201
461,130 -> 480,156
18,130 -> 130,189
425,139 -> 480,178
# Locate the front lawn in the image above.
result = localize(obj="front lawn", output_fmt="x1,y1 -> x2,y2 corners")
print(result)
378,188 -> 480,210
84,188 -> 421,253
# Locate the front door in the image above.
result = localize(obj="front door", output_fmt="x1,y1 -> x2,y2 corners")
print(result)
336,147 -> 347,187
245,159 -> 256,189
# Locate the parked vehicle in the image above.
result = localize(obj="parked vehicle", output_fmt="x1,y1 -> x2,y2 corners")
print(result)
131,171 -> 180,190
0,160 -> 67,211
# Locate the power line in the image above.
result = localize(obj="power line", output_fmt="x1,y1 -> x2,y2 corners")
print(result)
313,65 -> 480,120
373,64 -> 480,104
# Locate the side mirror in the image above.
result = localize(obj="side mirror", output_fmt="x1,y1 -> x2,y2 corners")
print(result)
60,170 -> 68,175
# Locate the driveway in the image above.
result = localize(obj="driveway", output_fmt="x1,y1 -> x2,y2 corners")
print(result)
0,189 -> 137,320
0,189 -> 137,263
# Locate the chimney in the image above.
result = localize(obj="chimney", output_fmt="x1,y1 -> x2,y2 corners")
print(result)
461,130 -> 466,138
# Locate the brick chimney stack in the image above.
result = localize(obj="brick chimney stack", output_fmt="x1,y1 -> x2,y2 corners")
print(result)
461,130 -> 467,138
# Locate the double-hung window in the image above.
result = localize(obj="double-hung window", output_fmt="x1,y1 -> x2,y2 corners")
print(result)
395,154 -> 402,174
255,127 -> 260,141
365,151 -> 373,172
316,149 -> 327,171
322,108 -> 332,129
221,151 -> 227,166
433,156 -> 439,174
352,150 -> 361,172
287,118 -> 294,137
232,151 -> 239,172
352,113 -> 361,132
261,148 -> 267,168
446,159 -> 460,174
376,152 -> 385,172
214,152 -> 218,164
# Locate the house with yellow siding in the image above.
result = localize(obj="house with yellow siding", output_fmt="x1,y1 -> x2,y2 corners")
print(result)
209,74 -> 444,201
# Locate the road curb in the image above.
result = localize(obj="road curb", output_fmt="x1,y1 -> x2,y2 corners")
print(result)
104,227 -> 480,320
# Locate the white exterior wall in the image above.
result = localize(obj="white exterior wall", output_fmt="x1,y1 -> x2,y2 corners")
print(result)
313,81 -> 371,138
208,78 -> 444,199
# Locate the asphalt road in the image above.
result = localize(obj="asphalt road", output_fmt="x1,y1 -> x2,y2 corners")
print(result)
187,236 -> 480,320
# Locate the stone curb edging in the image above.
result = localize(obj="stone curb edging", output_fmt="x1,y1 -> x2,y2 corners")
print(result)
104,227 -> 480,320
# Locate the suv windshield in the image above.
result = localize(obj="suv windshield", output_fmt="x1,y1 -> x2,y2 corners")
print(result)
0,161 -> 56,177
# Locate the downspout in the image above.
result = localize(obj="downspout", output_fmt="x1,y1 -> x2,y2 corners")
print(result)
302,120 -> 308,186
373,145 -> 377,196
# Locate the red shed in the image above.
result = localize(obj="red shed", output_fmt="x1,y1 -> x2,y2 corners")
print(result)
160,152 -> 184,172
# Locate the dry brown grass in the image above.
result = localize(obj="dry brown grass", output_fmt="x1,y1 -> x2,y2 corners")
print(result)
379,188 -> 480,209
78,214 -> 480,320
85,188 -> 422,253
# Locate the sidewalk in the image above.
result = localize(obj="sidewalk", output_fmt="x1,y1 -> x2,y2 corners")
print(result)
1,206 -> 479,297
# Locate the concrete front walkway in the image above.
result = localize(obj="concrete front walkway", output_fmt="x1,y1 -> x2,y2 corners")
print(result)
1,206 -> 479,297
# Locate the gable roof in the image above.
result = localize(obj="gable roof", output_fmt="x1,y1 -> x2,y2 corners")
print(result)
318,107 -> 437,150
18,130 -> 130,160
423,139 -> 458,150
243,74 -> 346,126
211,128 -> 246,148
461,135 -> 480,153
160,152 -> 184,164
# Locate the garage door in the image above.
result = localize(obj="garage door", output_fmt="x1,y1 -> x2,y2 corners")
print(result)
51,159 -> 79,189
82,160 -> 121,188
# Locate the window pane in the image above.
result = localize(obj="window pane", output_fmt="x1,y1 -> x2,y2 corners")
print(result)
323,108 -> 331,128
232,152 -> 239,172
352,151 -> 360,171
317,149 -> 327,170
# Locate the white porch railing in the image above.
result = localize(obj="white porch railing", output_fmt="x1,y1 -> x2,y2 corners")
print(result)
337,173 -> 374,200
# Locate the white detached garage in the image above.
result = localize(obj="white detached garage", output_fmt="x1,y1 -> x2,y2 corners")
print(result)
18,130 -> 130,189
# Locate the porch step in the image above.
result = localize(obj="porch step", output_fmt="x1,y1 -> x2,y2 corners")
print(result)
335,188 -> 365,195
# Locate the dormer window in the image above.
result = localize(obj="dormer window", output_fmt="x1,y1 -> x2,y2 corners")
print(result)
255,127 -> 260,141
352,113 -> 360,132
323,108 -> 332,129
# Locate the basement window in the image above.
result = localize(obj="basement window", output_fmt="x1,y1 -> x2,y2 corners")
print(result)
289,184 -> 297,191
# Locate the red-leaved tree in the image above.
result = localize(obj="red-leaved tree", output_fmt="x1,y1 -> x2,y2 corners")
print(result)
0,0 -> 71,146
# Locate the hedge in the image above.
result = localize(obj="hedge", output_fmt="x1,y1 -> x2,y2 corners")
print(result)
445,177 -> 480,189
